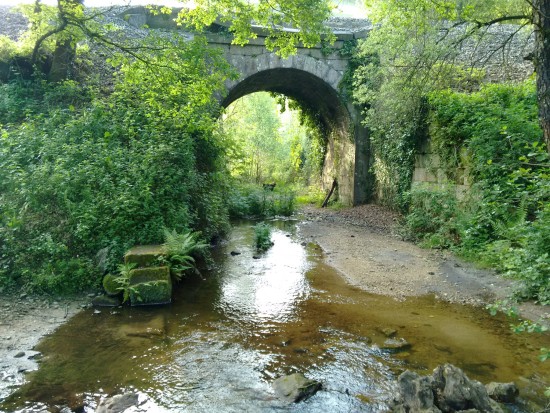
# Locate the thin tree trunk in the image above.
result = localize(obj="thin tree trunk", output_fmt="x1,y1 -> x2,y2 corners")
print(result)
532,0 -> 550,152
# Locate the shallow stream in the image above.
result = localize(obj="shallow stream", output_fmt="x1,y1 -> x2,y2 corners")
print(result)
2,220 -> 549,412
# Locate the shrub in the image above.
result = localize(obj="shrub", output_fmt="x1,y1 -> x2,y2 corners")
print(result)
254,222 -> 273,252
161,229 -> 209,281
228,184 -> 296,218
0,35 -> 232,294
402,186 -> 463,248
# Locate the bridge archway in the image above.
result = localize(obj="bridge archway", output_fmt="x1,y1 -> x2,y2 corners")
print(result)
118,7 -> 373,204
220,61 -> 371,205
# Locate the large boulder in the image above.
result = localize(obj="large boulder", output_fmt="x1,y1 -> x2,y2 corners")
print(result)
391,364 -> 506,413
394,370 -> 441,412
432,364 -> 502,413
102,274 -> 121,296
272,373 -> 322,403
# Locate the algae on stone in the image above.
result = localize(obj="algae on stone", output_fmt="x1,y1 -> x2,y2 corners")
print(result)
102,274 -> 121,296
128,266 -> 172,305
124,245 -> 165,268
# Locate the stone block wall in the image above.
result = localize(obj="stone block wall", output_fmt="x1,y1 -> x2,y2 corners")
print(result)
412,138 -> 470,198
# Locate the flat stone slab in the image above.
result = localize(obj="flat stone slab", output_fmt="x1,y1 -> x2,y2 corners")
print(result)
124,245 -> 165,267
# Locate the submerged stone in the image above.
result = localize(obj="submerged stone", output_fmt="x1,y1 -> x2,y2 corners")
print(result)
124,245 -> 165,267
96,393 -> 139,413
272,373 -> 322,403
92,295 -> 121,307
381,338 -> 411,351
128,266 -> 172,306
120,314 -> 167,338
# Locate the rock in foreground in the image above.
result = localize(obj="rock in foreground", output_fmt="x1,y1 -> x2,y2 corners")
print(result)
391,364 -> 513,412
272,373 -> 322,403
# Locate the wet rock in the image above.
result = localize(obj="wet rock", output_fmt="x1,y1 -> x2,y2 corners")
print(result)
92,295 -> 121,307
381,338 -> 411,351
380,327 -> 397,337
96,393 -> 139,413
14,351 -> 25,358
485,382 -> 519,403
272,373 -> 322,403
252,255 -> 261,259
432,364 -> 502,412
392,364 -> 505,413
230,251 -> 241,256
393,370 -> 439,412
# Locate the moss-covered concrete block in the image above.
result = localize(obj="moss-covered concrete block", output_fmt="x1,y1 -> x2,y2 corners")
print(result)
124,245 -> 165,267
128,266 -> 172,306
102,274 -> 121,296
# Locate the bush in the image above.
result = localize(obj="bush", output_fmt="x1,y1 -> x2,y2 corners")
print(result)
402,186 -> 463,248
0,35 -> 232,294
254,222 -> 273,252
228,184 -> 296,219
403,81 -> 549,303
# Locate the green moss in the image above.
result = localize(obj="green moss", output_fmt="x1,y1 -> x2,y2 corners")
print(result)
128,266 -> 172,305
128,266 -> 170,284
124,245 -> 165,268
102,274 -> 121,296
129,280 -> 172,306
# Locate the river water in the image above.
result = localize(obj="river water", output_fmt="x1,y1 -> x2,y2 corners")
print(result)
2,220 -> 549,412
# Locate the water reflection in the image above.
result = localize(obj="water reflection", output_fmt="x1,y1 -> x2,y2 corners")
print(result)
217,227 -> 311,323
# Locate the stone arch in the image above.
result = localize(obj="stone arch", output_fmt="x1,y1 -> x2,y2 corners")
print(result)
221,63 -> 371,205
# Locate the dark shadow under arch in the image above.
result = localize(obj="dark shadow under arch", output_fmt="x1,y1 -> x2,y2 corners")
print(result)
221,68 -> 349,132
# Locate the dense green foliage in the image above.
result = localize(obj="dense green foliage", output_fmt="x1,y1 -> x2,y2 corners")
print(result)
177,0 -> 335,57
351,0 -> 548,304
0,35 -> 232,294
161,229 -> 209,281
253,222 -> 273,252
228,184 -> 296,219
403,82 -> 549,304
353,0 -> 530,207
222,92 -> 325,188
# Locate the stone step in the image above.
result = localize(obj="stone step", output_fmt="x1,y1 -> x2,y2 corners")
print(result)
128,266 -> 172,306
124,245 -> 165,268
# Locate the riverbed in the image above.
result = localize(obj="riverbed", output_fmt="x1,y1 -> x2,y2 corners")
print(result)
1,217 -> 548,412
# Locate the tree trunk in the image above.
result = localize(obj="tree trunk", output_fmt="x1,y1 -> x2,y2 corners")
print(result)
48,38 -> 75,82
532,0 -> 550,152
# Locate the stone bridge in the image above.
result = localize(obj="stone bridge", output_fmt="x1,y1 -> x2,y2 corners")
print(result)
123,8 -> 372,205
